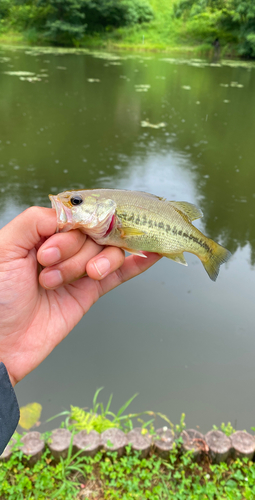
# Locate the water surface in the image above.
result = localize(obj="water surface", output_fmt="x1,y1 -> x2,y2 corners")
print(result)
1,47 -> 255,433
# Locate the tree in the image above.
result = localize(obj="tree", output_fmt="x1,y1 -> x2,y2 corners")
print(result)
38,0 -> 87,45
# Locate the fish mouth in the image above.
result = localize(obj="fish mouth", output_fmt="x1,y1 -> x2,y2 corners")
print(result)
49,194 -> 74,232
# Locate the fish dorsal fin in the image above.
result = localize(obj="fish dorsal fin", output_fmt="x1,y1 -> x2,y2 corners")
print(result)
134,190 -> 166,201
169,201 -> 203,221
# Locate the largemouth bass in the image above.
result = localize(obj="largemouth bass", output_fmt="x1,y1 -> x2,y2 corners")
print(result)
49,189 -> 231,281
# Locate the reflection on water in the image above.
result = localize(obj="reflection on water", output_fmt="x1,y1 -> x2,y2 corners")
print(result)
0,46 -> 255,432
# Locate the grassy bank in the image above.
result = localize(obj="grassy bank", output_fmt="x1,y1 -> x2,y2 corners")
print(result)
0,0 -> 237,58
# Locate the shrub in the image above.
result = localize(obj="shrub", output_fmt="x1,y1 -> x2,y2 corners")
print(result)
33,0 -> 87,45
0,0 -> 12,19
8,4 -> 53,31
173,0 -> 255,57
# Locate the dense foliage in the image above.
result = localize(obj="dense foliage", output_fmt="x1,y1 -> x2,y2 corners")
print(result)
0,0 -> 154,45
173,0 -> 255,57
81,0 -> 154,33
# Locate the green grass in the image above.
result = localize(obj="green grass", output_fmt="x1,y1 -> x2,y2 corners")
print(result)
0,29 -> 26,46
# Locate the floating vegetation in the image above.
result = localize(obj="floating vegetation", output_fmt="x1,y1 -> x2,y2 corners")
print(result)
182,85 -> 191,90
141,120 -> 167,129
230,81 -> 244,88
3,70 -> 48,82
87,78 -> 100,83
223,99 -> 230,103
4,71 -> 35,76
160,57 -> 255,70
0,57 -> 10,63
90,51 -> 122,61
160,57 -> 208,68
21,77 -> 42,82
57,66 -> 66,70
25,47 -> 90,56
135,84 -> 151,92
221,59 -> 255,69
220,82 -> 244,88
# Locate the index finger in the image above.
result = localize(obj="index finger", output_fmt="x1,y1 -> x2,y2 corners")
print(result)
1,207 -> 57,258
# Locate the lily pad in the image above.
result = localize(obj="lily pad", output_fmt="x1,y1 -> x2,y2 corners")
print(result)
19,402 -> 42,430
182,85 -> 191,90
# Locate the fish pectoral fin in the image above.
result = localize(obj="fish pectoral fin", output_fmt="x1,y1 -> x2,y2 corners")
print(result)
163,252 -> 188,266
169,201 -> 203,221
120,226 -> 145,238
122,247 -> 148,258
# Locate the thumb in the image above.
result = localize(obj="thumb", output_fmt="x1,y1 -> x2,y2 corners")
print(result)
0,207 -> 57,258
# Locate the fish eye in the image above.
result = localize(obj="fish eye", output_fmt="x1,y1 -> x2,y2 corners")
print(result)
70,195 -> 83,206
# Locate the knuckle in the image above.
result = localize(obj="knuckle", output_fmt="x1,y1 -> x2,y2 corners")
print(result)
64,259 -> 86,281
114,267 -> 124,285
24,206 -> 42,218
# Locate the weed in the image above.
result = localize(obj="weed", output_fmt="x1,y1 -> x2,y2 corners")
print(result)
47,387 -> 173,435
212,422 -> 236,436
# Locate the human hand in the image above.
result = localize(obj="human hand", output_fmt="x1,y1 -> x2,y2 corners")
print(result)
0,207 -> 161,386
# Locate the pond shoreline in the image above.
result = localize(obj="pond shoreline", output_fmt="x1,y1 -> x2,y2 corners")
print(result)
0,30 -> 238,60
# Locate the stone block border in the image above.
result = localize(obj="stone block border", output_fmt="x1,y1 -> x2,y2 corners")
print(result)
1,428 -> 255,464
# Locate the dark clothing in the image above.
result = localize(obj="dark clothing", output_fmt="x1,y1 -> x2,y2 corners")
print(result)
0,362 -> 19,455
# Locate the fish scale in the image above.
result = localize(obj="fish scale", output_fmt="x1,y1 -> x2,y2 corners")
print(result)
49,188 -> 231,281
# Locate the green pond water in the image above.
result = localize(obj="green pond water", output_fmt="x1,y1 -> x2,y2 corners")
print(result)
1,46 -> 255,433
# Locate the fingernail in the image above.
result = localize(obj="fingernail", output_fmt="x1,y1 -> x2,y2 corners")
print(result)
93,257 -> 110,277
41,247 -> 61,265
42,270 -> 63,288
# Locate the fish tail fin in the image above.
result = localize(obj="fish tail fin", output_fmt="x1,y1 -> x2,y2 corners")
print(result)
202,240 -> 231,281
